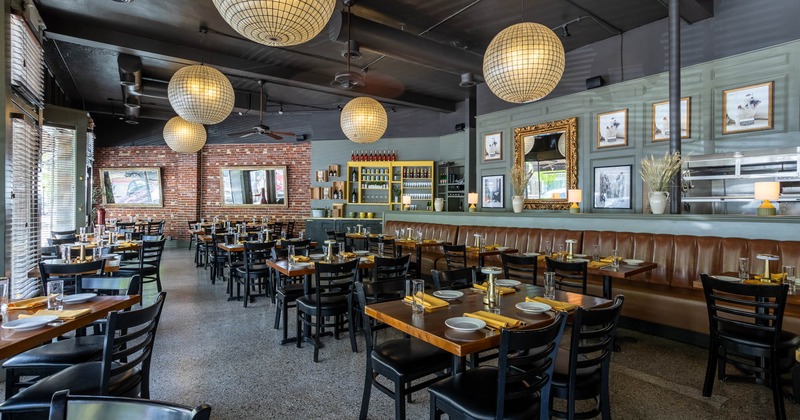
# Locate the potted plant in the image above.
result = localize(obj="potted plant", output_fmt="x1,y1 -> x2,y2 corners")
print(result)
640,151 -> 682,214
510,165 -> 533,213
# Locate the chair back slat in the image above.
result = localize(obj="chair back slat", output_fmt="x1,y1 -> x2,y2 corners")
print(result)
443,244 -> 468,270
501,253 -> 538,285
364,255 -> 409,303
566,296 -> 625,388
431,267 -> 476,290
545,257 -> 588,294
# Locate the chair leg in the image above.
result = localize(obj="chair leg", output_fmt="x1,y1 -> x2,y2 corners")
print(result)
296,310 -> 303,349
243,277 -> 250,308
769,354 -> 786,420
348,310 -> 358,354
359,360 -> 373,420
274,296 -> 283,329
282,302 -> 291,342
313,314 -> 322,362
702,339 -> 718,397
430,395 -> 442,420
792,362 -> 800,404
717,347 -> 727,381
600,363 -> 612,420
394,377 -> 406,420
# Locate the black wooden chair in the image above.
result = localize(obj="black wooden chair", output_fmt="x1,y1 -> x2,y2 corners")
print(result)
234,241 -> 275,307
355,282 -> 451,420
363,255 -> 410,304
49,390 -> 211,420
285,220 -> 296,238
431,267 -> 476,290
545,257 -> 589,295
429,312 -> 567,419
272,247 -> 307,344
443,244 -> 468,270
187,220 -> 199,250
51,229 -> 77,239
549,295 -> 625,419
119,239 -> 166,292
39,259 -> 106,295
203,233 -> 231,284
501,253 -> 539,285
0,292 -> 167,417
296,258 -> 359,362
368,236 -> 397,257
701,274 -> 800,420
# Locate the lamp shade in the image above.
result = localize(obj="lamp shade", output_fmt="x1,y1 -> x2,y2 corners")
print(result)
754,182 -> 780,200
568,189 -> 582,203
213,0 -> 335,47
402,195 -> 411,205
483,22 -> 565,104
340,97 -> 388,144
168,65 -> 235,125
468,193 -> 479,205
163,117 -> 207,153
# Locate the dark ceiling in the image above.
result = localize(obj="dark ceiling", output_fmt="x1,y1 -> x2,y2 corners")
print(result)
33,0 -> 713,147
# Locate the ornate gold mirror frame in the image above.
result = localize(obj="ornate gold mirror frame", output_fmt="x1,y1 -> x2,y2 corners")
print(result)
513,117 -> 578,210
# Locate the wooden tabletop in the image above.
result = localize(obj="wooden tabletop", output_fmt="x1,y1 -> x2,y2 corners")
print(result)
394,239 -> 447,249
38,258 -> 121,275
0,295 -> 141,359
365,285 -> 611,357
267,257 -> 375,277
216,240 -> 318,253
587,261 -> 658,279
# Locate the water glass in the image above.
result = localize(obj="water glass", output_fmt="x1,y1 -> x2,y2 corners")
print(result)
346,227 -> 351,234
394,229 -> 400,238
299,230 -> 305,240
0,278 -> 9,324
417,230 -> 423,243
783,265 -> 795,285
378,242 -> 385,256
738,257 -> 750,281
125,232 -> 132,242
61,244 -> 71,263
543,272 -> 556,300
47,280 -> 64,311
544,240 -> 552,256
593,244 -> 601,261
611,249 -> 620,268
338,241 -> 346,257
257,232 -> 264,243
556,244 -> 565,261
287,245 -> 295,264
411,279 -> 425,313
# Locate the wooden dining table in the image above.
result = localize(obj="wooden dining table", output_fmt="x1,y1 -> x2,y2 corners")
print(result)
365,285 -> 612,372
395,239 -> 449,275
587,261 -> 658,299
0,295 -> 141,359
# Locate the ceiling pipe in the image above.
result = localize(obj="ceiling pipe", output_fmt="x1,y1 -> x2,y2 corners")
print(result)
328,11 -> 483,77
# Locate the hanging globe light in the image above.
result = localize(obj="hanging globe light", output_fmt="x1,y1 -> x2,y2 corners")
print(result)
163,116 -> 207,153
340,97 -> 387,144
483,22 -> 565,104
168,65 -> 234,125
212,0 -> 336,47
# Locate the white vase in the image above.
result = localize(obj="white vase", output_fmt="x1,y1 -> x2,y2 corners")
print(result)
648,191 -> 669,214
434,198 -> 444,212
512,196 -> 524,213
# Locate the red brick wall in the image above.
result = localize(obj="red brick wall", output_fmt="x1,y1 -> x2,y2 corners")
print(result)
93,143 -> 310,240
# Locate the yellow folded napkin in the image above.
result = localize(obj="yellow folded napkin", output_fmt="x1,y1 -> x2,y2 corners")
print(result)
19,308 -> 92,320
422,239 -> 438,243
402,292 -> 449,310
342,252 -> 358,259
465,246 -> 479,251
473,282 -> 516,295
538,255 -> 546,262
361,255 -> 375,262
293,255 -> 310,262
7,296 -> 49,310
587,261 -> 607,269
600,256 -> 615,263
484,245 -> 498,251
463,311 -> 522,330
744,279 -> 779,285
527,297 -> 578,312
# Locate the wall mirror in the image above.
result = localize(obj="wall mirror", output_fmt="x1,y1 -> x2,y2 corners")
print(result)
513,117 -> 578,210
101,167 -> 163,207
221,166 -> 287,207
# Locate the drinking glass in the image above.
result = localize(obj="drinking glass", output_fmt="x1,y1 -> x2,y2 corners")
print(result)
544,240 -> 552,256
346,227 -> 351,234
298,230 -> 305,240
783,265 -> 795,285
0,278 -> 9,325
125,232 -> 132,242
556,244 -> 565,261
365,227 -> 371,236
47,280 -> 64,311
738,257 -> 750,281
257,232 -> 264,243
378,242 -> 385,256
233,232 -> 240,244
543,272 -> 556,300
338,241 -> 346,257
593,244 -> 601,261
611,249 -> 620,268
417,230 -> 423,243
411,279 -> 425,313
394,229 -> 400,238
61,245 -> 71,263
287,245 -> 295,264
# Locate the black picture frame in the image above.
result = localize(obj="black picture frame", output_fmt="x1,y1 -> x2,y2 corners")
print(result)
593,165 -> 632,209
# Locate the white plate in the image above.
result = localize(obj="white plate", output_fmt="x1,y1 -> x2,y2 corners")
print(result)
572,258 -> 590,263
623,259 -> 644,266
62,293 -> 97,304
523,252 -> 540,257
496,246 -> 510,251
715,275 -> 741,282
433,290 -> 464,300
515,301 -> 552,313
445,317 -> 486,332
291,262 -> 311,268
309,254 -> 325,260
2,315 -> 59,331
354,250 -> 370,255
574,254 -> 588,258
495,279 -> 521,287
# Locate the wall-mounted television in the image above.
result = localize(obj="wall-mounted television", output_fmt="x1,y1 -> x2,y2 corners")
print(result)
100,167 -> 163,207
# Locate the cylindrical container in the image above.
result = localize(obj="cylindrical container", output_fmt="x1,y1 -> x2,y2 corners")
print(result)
738,257 -> 750,281
544,272 -> 556,299
359,212 -> 366,218
411,279 -> 425,313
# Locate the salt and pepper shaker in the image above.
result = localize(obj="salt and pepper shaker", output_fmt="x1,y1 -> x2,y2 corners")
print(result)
481,266 -> 502,310
566,239 -> 576,262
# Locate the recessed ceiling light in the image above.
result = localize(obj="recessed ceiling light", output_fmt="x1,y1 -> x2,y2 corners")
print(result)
112,0 -> 134,3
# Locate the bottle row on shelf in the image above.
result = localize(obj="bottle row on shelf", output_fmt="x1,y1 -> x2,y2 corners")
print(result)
359,183 -> 389,189
403,181 -> 431,189
351,150 -> 397,161
402,167 -> 430,178
361,175 -> 389,182
407,193 -> 432,200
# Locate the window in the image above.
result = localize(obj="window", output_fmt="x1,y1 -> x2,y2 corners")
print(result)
40,126 -> 76,246
10,117 -> 41,299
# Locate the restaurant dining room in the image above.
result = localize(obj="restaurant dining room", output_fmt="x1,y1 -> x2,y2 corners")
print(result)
2,0 -> 800,419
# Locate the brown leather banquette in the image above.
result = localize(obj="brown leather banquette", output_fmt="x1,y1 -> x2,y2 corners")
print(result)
385,220 -> 800,336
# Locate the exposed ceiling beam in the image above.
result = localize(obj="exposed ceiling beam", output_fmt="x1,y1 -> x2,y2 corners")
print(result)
42,21 -> 457,113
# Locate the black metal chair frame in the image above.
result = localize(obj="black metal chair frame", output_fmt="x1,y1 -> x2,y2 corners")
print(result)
120,239 -> 166,292
545,257 -> 589,295
442,244 -> 468,270
501,253 -> 539,285
431,267 -> 476,290
368,236 -> 398,258
234,241 -> 275,307
39,259 -> 106,296
273,244 -> 311,343
48,390 -> 211,420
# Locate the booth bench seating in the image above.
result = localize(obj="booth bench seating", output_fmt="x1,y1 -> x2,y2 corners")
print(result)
385,221 -> 800,339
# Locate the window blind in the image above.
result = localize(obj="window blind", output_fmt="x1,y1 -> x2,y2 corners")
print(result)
9,14 -> 44,107
40,126 -> 76,246
10,117 -> 42,299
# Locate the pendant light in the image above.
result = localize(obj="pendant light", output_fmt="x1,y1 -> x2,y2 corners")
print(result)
163,116 -> 207,153
212,0 -> 336,47
483,21 -> 565,103
168,65 -> 235,125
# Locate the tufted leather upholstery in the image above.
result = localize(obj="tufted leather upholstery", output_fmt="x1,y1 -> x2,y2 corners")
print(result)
383,220 -> 800,335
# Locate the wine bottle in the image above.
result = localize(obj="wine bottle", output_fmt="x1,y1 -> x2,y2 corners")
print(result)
392,150 -> 397,161
351,189 -> 357,203
332,190 -> 338,200
351,151 -> 355,162
351,167 -> 357,182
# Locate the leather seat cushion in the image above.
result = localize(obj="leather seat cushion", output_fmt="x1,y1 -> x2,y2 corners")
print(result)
718,323 -> 800,354
428,366 -> 540,420
296,295 -> 349,314
550,348 -> 602,388
372,338 -> 450,377
3,336 -> 105,368
0,362 -> 140,412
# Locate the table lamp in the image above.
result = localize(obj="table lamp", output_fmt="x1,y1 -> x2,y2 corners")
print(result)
468,193 -> 479,212
754,181 -> 779,216
402,195 -> 411,211
568,189 -> 582,213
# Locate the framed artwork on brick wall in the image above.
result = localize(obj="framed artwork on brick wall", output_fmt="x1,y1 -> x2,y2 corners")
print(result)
100,167 -> 163,207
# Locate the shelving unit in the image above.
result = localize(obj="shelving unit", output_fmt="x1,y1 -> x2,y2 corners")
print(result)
347,160 -> 434,211
436,162 -> 466,211
310,164 -> 346,201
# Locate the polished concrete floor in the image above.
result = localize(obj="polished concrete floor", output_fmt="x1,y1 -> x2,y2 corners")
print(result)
23,246 -> 800,419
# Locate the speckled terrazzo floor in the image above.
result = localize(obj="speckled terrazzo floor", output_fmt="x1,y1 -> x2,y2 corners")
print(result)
7,245 -> 800,419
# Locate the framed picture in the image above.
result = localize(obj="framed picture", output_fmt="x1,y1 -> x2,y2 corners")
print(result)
722,81 -> 773,134
597,109 -> 628,148
593,165 -> 632,209
652,97 -> 691,142
100,167 -> 163,207
483,132 -> 503,161
481,175 -> 504,208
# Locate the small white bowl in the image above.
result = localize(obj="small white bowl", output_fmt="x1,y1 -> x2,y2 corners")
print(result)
623,259 -> 644,266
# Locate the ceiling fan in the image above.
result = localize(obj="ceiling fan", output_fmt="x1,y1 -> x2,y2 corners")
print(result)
226,80 -> 296,140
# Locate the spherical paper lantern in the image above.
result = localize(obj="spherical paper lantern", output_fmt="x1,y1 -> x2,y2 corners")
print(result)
483,22 -> 565,104
340,97 -> 387,144
168,65 -> 234,125
163,116 -> 207,153
212,0 -> 336,47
